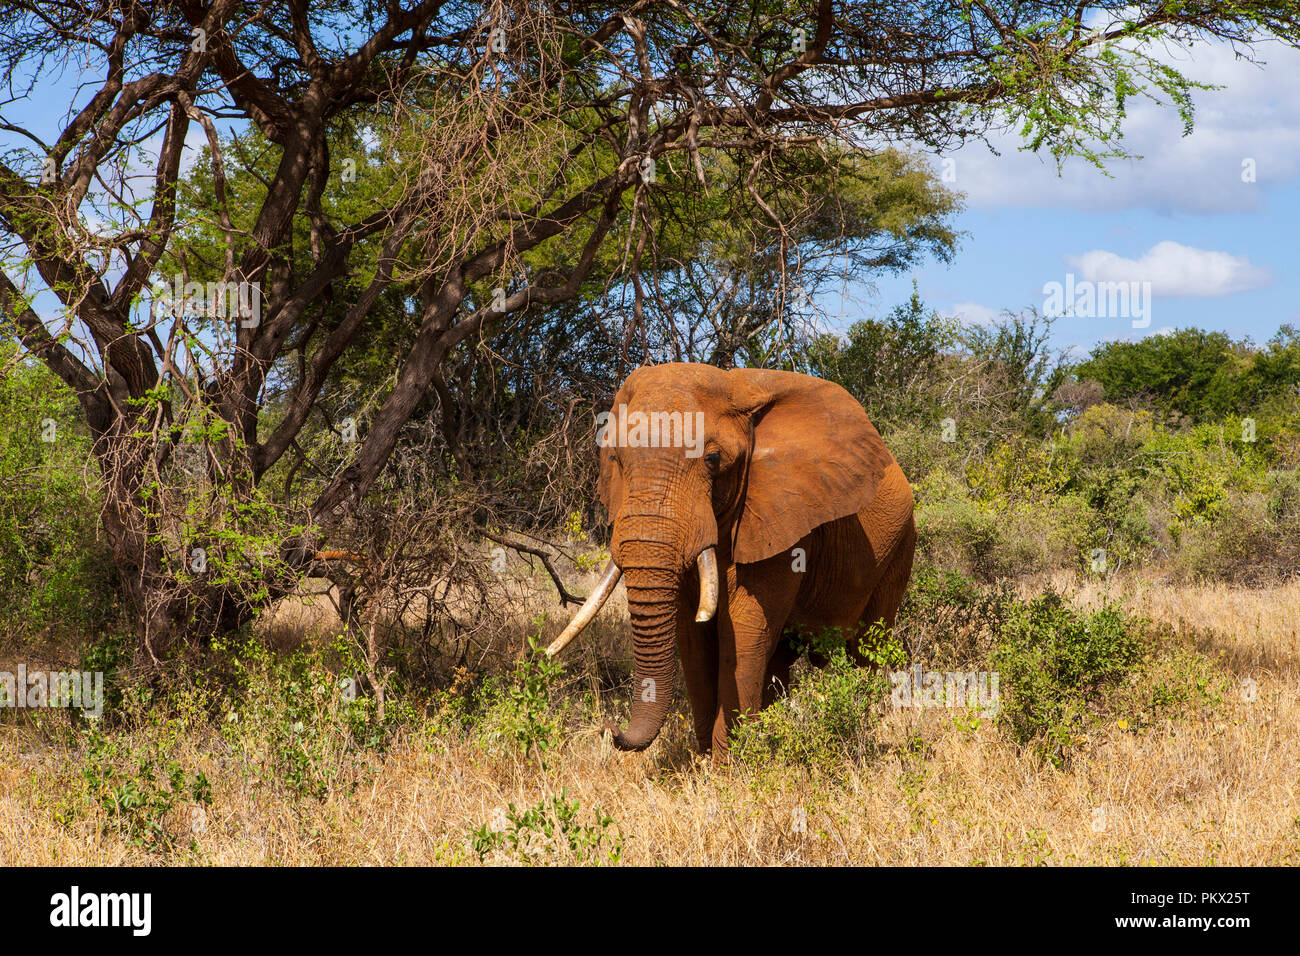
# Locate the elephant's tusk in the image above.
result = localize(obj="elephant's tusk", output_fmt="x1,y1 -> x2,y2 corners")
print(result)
695,547 -> 719,623
545,559 -> 622,657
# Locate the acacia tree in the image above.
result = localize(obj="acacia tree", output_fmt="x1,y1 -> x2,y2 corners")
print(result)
2,0 -> 1298,659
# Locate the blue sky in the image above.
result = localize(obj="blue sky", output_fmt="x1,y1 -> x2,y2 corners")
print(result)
865,36 -> 1300,361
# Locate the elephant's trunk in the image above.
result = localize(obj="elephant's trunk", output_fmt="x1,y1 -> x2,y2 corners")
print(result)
607,546 -> 718,751
609,560 -> 680,751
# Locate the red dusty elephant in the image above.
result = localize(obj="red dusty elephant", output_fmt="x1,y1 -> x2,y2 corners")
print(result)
548,363 -> 916,761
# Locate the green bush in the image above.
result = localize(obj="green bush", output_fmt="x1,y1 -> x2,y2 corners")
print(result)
76,630 -> 131,722
0,348 -> 121,636
473,637 -> 570,763
80,726 -> 212,852
471,791 -> 623,865
1074,326 -> 1300,423
897,564 -> 1010,667
907,395 -> 1298,583
731,641 -> 899,773
915,480 -> 1042,582
421,632 -> 582,766
811,289 -> 959,434
1171,485 -> 1300,583
218,635 -> 413,799
992,592 -> 1145,767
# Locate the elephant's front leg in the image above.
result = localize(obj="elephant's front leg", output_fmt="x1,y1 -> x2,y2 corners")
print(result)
675,571 -> 718,754
710,557 -> 802,760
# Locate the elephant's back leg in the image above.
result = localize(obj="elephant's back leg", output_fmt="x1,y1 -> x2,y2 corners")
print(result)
762,632 -> 800,707
847,510 -> 916,666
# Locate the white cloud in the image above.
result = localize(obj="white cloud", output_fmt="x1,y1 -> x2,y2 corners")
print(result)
935,37 -> 1300,212
1066,240 -> 1272,296
947,301 -> 1000,325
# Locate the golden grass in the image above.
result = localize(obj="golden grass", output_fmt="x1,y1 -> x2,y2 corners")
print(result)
1,576 -> 1297,866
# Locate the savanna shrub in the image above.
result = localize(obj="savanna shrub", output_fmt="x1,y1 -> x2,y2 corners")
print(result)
812,290 -> 959,435
731,636 -> 902,773
896,564 -> 1010,666
1074,326 -> 1300,423
1171,486 -> 1300,583
0,349 -> 121,636
218,635 -> 410,799
77,630 -> 130,721
471,791 -> 623,865
422,633 -> 576,763
472,636 -> 570,762
80,726 -> 212,852
992,592 -> 1144,767
914,486 -> 1039,581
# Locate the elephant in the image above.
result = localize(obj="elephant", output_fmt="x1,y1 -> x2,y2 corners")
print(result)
547,362 -> 916,761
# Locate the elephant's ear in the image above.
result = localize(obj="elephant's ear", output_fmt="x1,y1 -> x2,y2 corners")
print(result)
597,442 -> 623,518
729,369 -> 894,565
597,377 -> 639,519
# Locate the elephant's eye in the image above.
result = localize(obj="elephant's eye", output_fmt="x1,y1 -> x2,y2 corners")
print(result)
705,451 -> 721,469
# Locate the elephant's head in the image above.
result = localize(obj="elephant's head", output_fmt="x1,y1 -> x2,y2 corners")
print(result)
548,363 -> 893,751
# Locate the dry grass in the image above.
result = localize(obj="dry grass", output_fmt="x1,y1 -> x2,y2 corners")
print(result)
1,574 -> 1297,866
